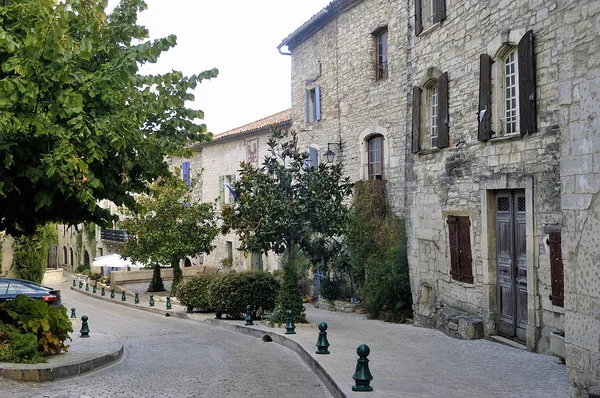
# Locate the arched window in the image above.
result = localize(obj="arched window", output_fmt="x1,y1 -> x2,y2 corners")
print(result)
69,248 -> 73,266
368,135 -> 383,180
63,247 -> 68,265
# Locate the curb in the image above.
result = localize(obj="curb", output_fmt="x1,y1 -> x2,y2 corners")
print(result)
0,345 -> 124,382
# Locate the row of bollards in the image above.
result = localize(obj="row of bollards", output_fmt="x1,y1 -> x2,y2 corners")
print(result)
241,305 -> 373,392
73,279 -> 172,310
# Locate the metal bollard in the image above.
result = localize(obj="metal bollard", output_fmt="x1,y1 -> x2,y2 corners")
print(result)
245,305 -> 254,325
134,292 -> 140,304
93,285 -> 97,294
101,286 -> 105,296
73,279 -> 76,287
285,309 -> 296,334
166,296 -> 172,310
315,322 -> 330,354
70,307 -> 76,319
121,291 -> 126,301
110,289 -> 115,299
352,344 -> 373,392
149,294 -> 155,307
80,315 -> 90,338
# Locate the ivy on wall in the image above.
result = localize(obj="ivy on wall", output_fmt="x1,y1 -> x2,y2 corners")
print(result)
12,225 -> 58,283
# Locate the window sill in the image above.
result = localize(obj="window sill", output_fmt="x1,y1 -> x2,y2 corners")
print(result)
416,147 -> 441,155
417,22 -> 441,38
489,133 -> 521,143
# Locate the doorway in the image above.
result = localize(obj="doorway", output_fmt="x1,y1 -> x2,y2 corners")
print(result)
495,190 -> 527,342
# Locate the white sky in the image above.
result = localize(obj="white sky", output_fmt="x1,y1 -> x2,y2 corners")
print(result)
107,0 -> 331,134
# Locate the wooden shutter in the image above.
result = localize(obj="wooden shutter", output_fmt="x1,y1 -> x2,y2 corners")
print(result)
518,30 -> 536,135
305,89 -> 310,123
447,217 -> 461,281
458,216 -> 473,283
415,0 -> 423,36
315,85 -> 321,121
433,0 -> 446,24
437,72 -> 449,148
548,232 -> 564,307
218,175 -> 225,204
412,86 -> 422,153
182,161 -> 191,186
478,54 -> 493,141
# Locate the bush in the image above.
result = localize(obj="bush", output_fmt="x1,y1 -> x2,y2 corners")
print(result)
177,274 -> 217,312
0,295 -> 73,363
268,256 -> 307,325
12,224 -> 57,283
319,277 -> 342,301
208,271 -> 279,319
75,264 -> 90,273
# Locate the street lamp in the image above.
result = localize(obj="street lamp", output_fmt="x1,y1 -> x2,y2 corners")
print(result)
324,141 -> 342,163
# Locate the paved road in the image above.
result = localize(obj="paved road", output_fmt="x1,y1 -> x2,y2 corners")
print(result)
1,281 -> 332,398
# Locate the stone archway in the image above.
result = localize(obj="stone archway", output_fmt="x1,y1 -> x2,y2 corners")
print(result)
184,258 -> 192,268
83,250 -> 90,266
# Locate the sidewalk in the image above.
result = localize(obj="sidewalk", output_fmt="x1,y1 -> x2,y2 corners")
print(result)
67,280 -> 569,397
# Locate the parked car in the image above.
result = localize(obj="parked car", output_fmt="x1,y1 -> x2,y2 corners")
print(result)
0,278 -> 62,307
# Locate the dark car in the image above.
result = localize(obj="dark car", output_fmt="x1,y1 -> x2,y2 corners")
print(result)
0,278 -> 62,307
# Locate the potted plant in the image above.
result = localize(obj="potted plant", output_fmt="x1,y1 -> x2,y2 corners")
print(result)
220,258 -> 233,267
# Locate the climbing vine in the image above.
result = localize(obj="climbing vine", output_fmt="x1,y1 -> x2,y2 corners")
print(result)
12,224 -> 58,283
83,223 -> 97,258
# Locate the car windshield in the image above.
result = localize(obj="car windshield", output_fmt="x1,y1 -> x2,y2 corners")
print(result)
14,281 -> 44,294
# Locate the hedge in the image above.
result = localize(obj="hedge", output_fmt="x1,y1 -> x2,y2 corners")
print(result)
177,274 -> 217,312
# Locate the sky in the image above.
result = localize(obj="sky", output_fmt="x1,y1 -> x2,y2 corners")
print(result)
107,0 -> 331,135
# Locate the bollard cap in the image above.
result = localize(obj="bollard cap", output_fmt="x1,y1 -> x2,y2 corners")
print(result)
247,304 -> 252,310
318,322 -> 328,331
357,344 -> 370,357
81,315 -> 88,322
71,307 -> 75,312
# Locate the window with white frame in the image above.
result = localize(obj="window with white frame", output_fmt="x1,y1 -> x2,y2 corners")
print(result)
504,50 -> 519,135
219,174 -> 236,205
411,70 -> 449,153
374,27 -> 388,80
368,135 -> 383,180
427,83 -> 439,147
304,147 -> 318,169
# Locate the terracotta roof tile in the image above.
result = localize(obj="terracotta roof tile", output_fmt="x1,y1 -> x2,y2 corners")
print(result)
213,109 -> 291,140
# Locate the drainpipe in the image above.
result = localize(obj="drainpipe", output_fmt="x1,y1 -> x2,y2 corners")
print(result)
276,9 -> 330,56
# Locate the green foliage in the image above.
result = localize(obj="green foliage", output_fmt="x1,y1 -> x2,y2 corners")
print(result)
83,223 -> 97,258
147,263 -> 165,293
319,278 -> 342,301
0,0 -> 218,236
12,224 -> 58,283
0,295 -> 73,363
171,262 -> 183,297
346,181 -> 412,320
75,263 -> 90,273
177,274 -> 217,312
208,271 -> 280,319
121,173 -> 219,295
269,255 -> 307,324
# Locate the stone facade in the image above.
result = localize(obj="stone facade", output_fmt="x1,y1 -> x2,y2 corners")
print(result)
279,0 -> 599,396
172,110 -> 291,272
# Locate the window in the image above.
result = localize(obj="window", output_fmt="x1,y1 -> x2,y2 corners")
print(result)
63,247 -> 67,265
548,232 -> 564,307
478,30 -> 536,140
98,247 -> 103,257
411,71 -> 449,153
226,241 -> 233,261
305,147 -> 319,169
447,216 -> 473,283
374,27 -> 388,80
181,161 -> 191,186
368,135 -> 383,180
415,0 -> 446,35
305,86 -> 321,123
219,174 -> 236,204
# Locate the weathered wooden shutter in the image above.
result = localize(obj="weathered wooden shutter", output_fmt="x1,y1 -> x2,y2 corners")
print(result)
518,30 -> 536,135
433,0 -> 446,24
219,175 -> 225,204
548,232 -> 564,307
478,54 -> 493,141
415,0 -> 423,36
458,216 -> 473,283
437,72 -> 449,148
305,89 -> 310,122
412,86 -> 422,153
315,85 -> 321,121
448,217 -> 461,281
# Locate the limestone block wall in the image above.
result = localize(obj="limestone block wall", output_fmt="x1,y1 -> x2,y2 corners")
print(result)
405,0 -> 563,352
557,0 -> 600,395
290,0 -> 408,214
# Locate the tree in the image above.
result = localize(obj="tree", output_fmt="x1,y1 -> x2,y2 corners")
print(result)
11,223 -> 57,283
221,128 -> 353,321
0,0 -> 218,236
120,173 -> 219,294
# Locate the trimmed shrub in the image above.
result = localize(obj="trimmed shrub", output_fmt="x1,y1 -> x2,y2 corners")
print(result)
0,295 -> 73,363
177,274 -> 217,312
319,277 -> 342,301
208,271 -> 279,319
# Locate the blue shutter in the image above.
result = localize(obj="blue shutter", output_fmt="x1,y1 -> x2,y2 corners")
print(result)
219,175 -> 225,204
315,85 -> 321,121
309,147 -> 318,168
182,161 -> 191,186
305,89 -> 310,122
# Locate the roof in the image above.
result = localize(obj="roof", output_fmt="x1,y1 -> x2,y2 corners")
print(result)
277,0 -> 363,52
193,109 -> 291,149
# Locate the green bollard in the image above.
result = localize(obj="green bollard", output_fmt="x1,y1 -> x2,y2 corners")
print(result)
80,315 -> 90,338
134,292 -> 140,304
85,283 -> 89,292
166,296 -> 172,310
101,286 -> 105,296
70,307 -> 76,319
245,305 -> 254,325
121,291 -> 126,301
352,344 -> 374,392
73,279 -> 76,287
79,281 -> 83,289
149,294 -> 155,307
215,311 -> 222,319
93,285 -> 97,294
110,289 -> 115,299
285,309 -> 296,334
315,322 -> 330,354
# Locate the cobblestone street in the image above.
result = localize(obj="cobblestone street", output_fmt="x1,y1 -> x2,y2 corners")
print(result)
0,283 -> 332,398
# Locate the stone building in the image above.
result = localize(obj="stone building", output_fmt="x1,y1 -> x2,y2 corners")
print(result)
174,109 -> 291,272
278,0 -> 599,395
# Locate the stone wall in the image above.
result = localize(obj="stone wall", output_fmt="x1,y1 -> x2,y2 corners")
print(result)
557,0 -> 600,395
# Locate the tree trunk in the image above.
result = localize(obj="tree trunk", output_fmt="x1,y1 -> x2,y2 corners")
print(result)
147,262 -> 165,292
170,257 -> 183,296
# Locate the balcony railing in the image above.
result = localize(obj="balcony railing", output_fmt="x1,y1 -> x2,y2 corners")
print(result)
100,229 -> 128,243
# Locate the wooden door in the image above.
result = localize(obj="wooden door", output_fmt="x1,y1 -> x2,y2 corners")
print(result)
496,191 -> 527,342
251,252 -> 263,271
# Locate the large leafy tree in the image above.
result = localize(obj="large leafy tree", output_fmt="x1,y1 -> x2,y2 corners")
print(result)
222,128 -> 353,321
120,173 -> 219,294
0,0 -> 218,236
